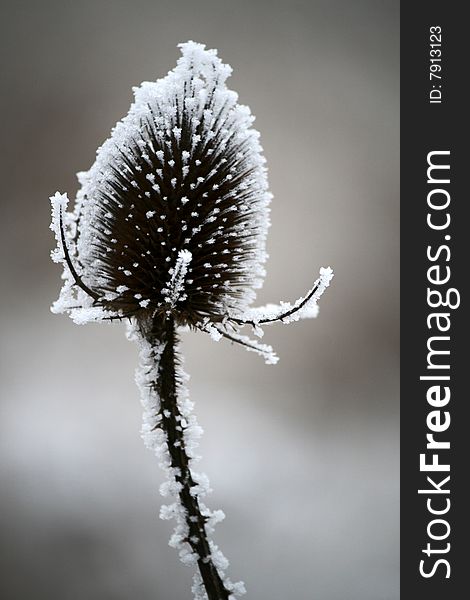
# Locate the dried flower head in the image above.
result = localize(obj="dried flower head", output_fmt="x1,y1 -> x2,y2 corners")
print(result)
50,41 -> 333,363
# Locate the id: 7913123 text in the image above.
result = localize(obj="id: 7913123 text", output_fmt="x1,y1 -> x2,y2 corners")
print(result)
429,25 -> 442,104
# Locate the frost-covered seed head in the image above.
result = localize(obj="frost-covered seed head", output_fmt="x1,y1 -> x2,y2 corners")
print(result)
51,41 -> 271,326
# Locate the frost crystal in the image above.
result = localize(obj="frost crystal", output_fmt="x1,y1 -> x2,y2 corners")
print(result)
167,249 -> 192,307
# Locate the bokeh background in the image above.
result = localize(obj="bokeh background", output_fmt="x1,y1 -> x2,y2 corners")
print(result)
0,1 -> 399,598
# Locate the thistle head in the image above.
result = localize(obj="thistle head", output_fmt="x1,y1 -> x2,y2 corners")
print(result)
50,41 -> 333,362
51,41 -> 271,326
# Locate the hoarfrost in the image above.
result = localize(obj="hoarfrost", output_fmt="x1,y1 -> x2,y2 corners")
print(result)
128,319 -> 245,598
167,249 -> 192,307
242,267 -> 334,325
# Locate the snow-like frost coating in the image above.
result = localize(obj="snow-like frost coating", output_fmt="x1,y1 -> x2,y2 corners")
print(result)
243,266 -> 334,324
128,320 -> 245,598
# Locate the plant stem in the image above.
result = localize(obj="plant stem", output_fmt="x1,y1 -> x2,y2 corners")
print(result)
149,314 -> 231,600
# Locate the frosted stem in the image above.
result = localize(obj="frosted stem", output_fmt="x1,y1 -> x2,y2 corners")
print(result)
147,315 -> 231,600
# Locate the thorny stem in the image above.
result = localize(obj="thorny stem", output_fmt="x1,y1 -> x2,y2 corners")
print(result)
147,314 -> 231,600
59,210 -> 99,301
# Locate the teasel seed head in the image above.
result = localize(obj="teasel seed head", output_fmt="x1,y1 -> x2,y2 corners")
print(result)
50,41 -> 334,363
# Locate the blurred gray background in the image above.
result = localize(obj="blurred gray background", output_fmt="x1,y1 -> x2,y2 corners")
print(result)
0,1 -> 399,599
